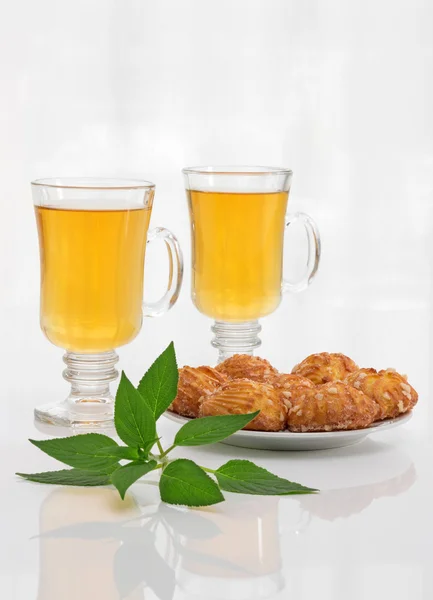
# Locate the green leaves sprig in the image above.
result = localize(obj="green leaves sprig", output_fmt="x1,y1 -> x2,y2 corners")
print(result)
17,343 -> 317,506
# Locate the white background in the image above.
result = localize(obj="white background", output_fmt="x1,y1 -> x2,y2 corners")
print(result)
1,2 -> 433,598
1,0 -> 432,420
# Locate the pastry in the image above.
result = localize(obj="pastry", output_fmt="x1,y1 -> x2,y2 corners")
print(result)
274,373 -> 315,410
292,352 -> 358,384
287,381 -> 379,432
345,368 -> 418,420
215,354 -> 278,384
200,379 -> 286,431
170,366 -> 227,418
171,354 -> 418,433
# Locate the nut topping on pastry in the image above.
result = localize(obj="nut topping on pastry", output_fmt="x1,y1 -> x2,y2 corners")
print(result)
170,352 -> 418,433
215,354 -> 278,384
287,381 -> 379,432
344,368 -> 418,420
274,373 -> 315,410
199,379 -> 286,431
292,352 -> 358,385
169,366 -> 228,418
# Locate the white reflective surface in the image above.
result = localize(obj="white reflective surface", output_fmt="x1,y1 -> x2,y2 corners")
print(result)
1,402 -> 428,600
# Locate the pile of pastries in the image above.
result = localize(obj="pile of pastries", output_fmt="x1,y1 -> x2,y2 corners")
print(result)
169,353 -> 418,433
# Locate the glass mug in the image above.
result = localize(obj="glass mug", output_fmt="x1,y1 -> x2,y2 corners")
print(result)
32,178 -> 183,427
183,166 -> 321,362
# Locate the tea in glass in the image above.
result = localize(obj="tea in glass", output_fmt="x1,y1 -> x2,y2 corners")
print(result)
188,190 -> 288,322
183,166 -> 320,362
36,205 -> 151,352
32,178 -> 183,427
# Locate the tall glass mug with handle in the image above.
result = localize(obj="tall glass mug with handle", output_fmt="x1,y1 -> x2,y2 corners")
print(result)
32,178 -> 183,427
183,166 -> 320,363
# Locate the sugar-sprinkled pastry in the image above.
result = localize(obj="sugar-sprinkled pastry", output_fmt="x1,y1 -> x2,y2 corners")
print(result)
200,379 -> 286,431
345,368 -> 418,420
287,381 -> 379,432
274,373 -> 315,411
215,354 -> 278,384
292,352 -> 358,385
170,366 -> 228,418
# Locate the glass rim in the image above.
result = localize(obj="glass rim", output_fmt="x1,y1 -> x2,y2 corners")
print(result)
30,177 -> 155,191
182,165 -> 293,176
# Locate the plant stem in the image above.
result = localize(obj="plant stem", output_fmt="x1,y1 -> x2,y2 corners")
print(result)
159,444 -> 176,459
156,439 -> 164,455
200,466 -> 216,474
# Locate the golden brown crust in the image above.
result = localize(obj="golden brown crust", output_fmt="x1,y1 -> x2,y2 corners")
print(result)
169,366 -> 228,418
170,356 -> 418,432
199,379 -> 286,431
344,368 -> 418,420
287,381 -> 379,432
292,352 -> 358,385
273,373 -> 315,411
215,354 -> 278,384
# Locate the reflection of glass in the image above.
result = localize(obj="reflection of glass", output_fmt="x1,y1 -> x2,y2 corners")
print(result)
36,487 -> 283,600
37,488 -> 142,600
183,166 -> 321,363
297,463 -> 416,522
32,178 -> 183,427
176,496 -> 284,600
277,461 -> 418,597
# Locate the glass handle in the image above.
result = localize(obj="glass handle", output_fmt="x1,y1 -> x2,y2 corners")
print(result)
282,212 -> 321,294
143,227 -> 184,317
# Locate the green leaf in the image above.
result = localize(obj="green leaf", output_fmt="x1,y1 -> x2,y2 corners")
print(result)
16,469 -> 110,486
159,459 -> 224,507
137,342 -> 178,421
95,446 -> 140,461
111,460 -> 157,499
138,438 -> 160,457
215,460 -> 318,496
173,412 -> 260,447
29,434 -> 119,473
114,372 -> 156,450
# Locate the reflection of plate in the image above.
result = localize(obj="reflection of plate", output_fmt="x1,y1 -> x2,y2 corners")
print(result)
164,412 -> 412,451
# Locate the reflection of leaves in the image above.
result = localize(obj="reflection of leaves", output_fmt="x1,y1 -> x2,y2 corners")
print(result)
114,538 -> 176,600
34,503 -> 232,600
36,521 -> 125,540
159,504 -> 221,539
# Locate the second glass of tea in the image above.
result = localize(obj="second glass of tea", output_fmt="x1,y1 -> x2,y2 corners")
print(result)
32,178 -> 183,427
183,166 -> 320,363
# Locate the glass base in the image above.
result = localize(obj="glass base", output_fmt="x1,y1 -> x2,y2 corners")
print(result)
34,399 -> 115,428
34,350 -> 119,428
211,320 -> 262,363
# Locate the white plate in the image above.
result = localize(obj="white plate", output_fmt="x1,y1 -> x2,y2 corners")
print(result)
163,411 -> 412,451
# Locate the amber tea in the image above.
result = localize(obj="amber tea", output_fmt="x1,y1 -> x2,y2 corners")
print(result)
35,206 -> 151,352
188,190 -> 288,322
183,166 -> 320,364
32,177 -> 183,427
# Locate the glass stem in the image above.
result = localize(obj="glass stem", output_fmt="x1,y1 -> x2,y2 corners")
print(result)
211,320 -> 262,364
63,350 -> 119,403
34,350 -> 120,427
